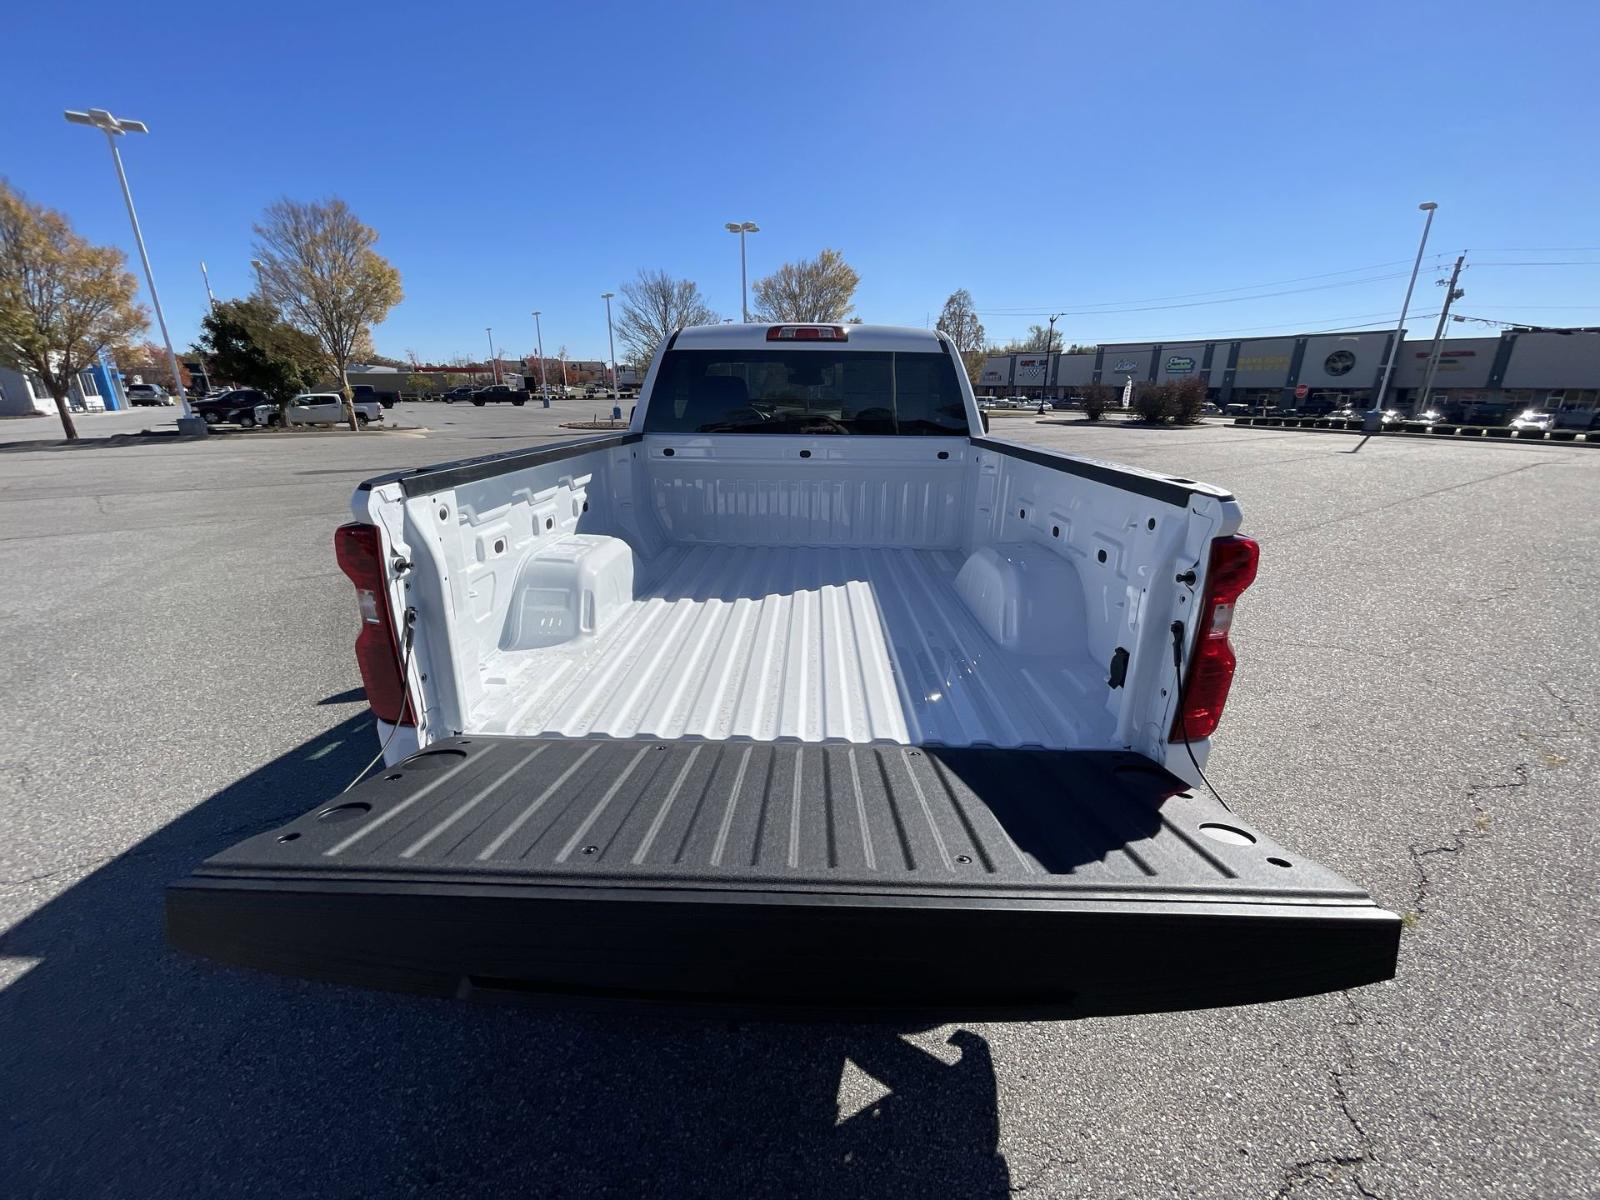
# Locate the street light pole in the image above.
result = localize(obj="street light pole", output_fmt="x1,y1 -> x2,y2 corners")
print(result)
250,258 -> 265,297
724,221 -> 759,322
64,107 -> 205,436
200,260 -> 216,310
1367,201 -> 1438,430
601,292 -> 618,397
485,326 -> 497,385
532,311 -> 548,398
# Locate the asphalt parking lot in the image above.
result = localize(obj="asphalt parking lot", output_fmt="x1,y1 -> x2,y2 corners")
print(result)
2,405 -> 1596,1199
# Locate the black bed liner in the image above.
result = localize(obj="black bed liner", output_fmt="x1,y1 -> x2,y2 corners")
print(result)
167,738 -> 1399,1019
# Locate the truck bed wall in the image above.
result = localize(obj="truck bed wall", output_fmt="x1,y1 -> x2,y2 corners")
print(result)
365,434 -> 1235,760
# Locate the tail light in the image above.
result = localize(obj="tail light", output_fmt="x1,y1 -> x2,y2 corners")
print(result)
1170,534 -> 1259,742
334,522 -> 413,725
766,325 -> 848,341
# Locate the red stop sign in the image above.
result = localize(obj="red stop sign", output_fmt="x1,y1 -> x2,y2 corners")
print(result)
1294,384 -> 1309,400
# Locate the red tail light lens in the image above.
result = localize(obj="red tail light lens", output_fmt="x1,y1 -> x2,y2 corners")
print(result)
766,325 -> 848,341
334,522 -> 413,725
1171,534 -> 1259,742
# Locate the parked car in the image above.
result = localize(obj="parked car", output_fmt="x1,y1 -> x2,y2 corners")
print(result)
270,393 -> 384,427
124,383 -> 172,407
442,386 -> 474,404
471,385 -> 527,406
1509,409 -> 1555,432
193,388 -> 271,428
171,320 -> 1400,1019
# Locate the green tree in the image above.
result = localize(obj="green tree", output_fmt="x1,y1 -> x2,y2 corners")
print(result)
617,269 -> 719,368
935,289 -> 987,384
0,180 -> 146,440
193,298 -> 322,407
253,197 -> 403,431
752,249 -> 860,322
994,324 -> 1066,355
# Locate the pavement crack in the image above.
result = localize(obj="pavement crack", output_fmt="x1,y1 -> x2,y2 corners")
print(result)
1275,991 -> 1385,1198
1406,764 -> 1526,920
1538,681 -> 1589,738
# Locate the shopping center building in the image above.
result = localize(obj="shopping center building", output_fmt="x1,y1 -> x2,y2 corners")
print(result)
979,327 -> 1600,419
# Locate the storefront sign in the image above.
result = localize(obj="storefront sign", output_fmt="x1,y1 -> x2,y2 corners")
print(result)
1165,355 -> 1195,374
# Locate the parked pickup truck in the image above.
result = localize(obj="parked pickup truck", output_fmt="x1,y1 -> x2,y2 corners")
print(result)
471,384 -> 528,406
270,392 -> 385,427
169,323 -> 1399,1019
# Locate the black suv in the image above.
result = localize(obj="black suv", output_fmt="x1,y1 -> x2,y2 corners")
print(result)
192,388 -> 271,427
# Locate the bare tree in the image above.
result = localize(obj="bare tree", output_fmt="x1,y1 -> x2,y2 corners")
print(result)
0,181 -> 146,440
617,269 -> 718,367
751,249 -> 860,323
253,198 -> 402,431
936,289 -> 986,384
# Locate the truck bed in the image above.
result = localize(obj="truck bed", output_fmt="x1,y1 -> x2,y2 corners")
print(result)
474,545 -> 1115,748
168,737 -> 1400,1018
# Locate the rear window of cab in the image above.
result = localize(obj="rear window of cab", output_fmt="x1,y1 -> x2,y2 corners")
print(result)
643,349 -> 968,435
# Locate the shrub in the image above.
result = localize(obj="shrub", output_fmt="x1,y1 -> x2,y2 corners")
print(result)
1135,382 -> 1177,424
1082,383 -> 1112,422
1173,377 -> 1207,425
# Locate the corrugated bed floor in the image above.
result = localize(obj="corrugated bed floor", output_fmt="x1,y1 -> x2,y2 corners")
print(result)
212,738 -> 1365,904
476,545 -> 1114,748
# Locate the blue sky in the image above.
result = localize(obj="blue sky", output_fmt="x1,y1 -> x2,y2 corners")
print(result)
3,0 -> 1597,363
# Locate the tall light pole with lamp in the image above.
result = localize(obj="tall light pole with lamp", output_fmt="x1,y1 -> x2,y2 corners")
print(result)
250,258 -> 266,296
532,311 -> 548,402
601,292 -> 619,399
485,326 -> 497,385
1367,201 -> 1438,431
64,107 -> 206,436
724,221 -> 759,322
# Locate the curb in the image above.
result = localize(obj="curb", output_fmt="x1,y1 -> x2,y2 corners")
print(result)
1230,416 -> 1600,446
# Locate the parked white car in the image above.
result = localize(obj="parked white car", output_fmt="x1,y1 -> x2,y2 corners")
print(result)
276,393 -> 384,427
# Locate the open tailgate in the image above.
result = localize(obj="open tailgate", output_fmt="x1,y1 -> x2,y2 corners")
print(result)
167,738 -> 1398,1019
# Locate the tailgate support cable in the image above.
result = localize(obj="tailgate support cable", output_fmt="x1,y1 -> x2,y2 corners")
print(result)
1171,619 -> 1233,813
342,606 -> 418,794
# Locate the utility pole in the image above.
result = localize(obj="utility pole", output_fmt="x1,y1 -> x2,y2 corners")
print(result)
1042,314 -> 1061,409
1416,254 -> 1467,415
485,327 -> 497,385
200,261 -> 216,310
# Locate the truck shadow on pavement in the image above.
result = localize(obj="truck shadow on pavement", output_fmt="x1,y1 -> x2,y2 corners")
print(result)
1,714 -> 1012,1199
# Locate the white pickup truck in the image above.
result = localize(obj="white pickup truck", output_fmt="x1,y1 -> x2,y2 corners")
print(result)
170,323 -> 1398,1018
264,392 -> 385,428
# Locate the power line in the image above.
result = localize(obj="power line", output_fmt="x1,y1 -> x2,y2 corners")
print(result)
1043,311 -> 1443,347
1465,246 -> 1600,253
976,268 -> 1440,319
974,255 -> 1447,314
